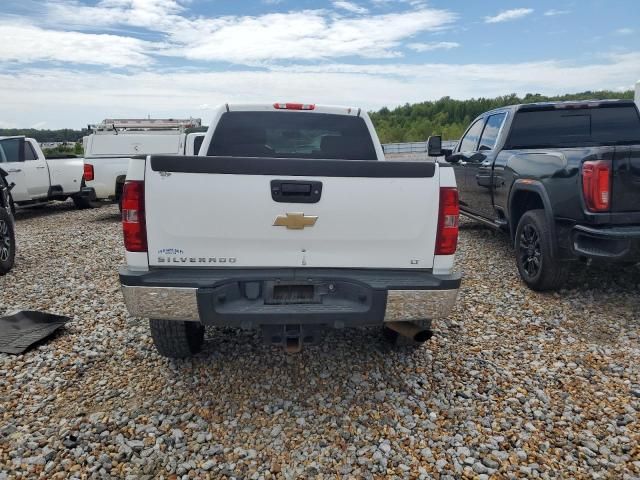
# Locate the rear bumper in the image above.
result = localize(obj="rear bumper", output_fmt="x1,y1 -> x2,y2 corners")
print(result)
572,224 -> 640,261
119,267 -> 461,328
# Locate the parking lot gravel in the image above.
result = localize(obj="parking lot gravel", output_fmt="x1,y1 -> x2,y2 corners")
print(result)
1,202 -> 639,479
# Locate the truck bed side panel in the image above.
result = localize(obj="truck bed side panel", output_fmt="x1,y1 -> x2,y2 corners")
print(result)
612,146 -> 640,214
46,158 -> 84,194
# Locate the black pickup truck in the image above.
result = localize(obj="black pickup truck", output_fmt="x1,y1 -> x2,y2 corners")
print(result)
0,168 -> 15,275
428,99 -> 640,291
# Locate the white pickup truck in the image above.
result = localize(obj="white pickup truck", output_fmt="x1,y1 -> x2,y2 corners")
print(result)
0,136 -> 93,209
83,119 -> 204,207
119,103 -> 461,357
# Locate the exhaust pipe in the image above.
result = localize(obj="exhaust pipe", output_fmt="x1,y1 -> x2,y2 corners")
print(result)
385,321 -> 433,343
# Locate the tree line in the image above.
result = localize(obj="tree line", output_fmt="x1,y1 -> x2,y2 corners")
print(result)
0,90 -> 634,145
369,90 -> 635,143
0,128 -> 91,143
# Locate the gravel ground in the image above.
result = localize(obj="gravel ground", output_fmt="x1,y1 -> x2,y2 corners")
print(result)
1,202 -> 639,479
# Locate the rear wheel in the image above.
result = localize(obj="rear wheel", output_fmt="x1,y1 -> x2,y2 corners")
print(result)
515,209 -> 568,291
149,319 -> 205,358
72,181 -> 100,209
116,182 -> 125,213
0,208 -> 15,275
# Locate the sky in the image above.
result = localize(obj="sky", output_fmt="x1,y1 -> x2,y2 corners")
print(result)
0,0 -> 639,129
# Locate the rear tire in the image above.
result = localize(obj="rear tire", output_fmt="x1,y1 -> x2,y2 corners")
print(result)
515,209 -> 568,291
149,319 -> 205,358
73,196 -> 100,209
72,181 -> 100,209
0,208 -> 15,275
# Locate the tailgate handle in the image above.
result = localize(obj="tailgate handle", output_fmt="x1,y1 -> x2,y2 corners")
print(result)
271,180 -> 322,204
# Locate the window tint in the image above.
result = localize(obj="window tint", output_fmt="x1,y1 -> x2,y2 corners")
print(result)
506,105 -> 640,149
193,135 -> 204,155
0,138 -> 24,162
208,111 -> 377,160
459,119 -> 485,152
478,113 -> 506,151
24,142 -> 38,161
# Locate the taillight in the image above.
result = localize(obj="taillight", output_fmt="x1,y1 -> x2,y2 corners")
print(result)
273,103 -> 315,110
582,160 -> 611,212
83,164 -> 94,182
435,187 -> 459,255
122,180 -> 147,252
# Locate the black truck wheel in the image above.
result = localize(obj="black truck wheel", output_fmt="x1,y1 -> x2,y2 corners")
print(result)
73,195 -> 100,209
515,209 -> 568,291
0,208 -> 15,275
149,319 -> 204,358
72,181 -> 100,209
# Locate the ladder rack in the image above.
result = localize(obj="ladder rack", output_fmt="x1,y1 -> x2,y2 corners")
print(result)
89,118 -> 202,132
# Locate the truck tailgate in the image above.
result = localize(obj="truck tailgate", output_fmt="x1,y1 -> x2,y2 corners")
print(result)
144,156 -> 440,269
613,145 -> 640,213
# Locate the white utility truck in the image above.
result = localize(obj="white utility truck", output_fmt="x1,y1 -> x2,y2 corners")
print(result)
83,118 -> 203,207
118,103 -> 461,357
0,136 -> 93,209
635,80 -> 640,110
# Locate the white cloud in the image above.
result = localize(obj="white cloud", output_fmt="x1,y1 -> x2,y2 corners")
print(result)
1,52 -> 638,128
333,1 -> 369,14
45,0 -> 184,30
615,28 -> 634,35
544,9 -> 569,16
407,41 -> 459,52
44,1 -> 456,64
181,9 -> 456,62
484,8 -> 533,24
0,21 -> 154,67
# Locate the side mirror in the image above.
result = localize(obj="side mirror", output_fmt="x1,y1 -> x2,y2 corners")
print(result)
426,135 -> 442,157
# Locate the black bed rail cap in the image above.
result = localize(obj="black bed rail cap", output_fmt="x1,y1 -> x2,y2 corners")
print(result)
149,155 -> 436,178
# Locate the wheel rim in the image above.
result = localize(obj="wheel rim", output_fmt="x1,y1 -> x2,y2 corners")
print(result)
0,219 -> 10,263
519,223 -> 541,278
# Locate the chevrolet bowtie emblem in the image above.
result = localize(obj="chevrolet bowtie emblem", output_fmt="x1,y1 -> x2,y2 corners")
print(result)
273,212 -> 318,230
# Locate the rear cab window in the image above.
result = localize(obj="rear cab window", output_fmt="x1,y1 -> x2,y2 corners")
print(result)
506,104 -> 640,148
478,113 -> 507,151
24,142 -> 38,160
193,135 -> 204,155
207,112 -> 378,160
458,118 -> 485,152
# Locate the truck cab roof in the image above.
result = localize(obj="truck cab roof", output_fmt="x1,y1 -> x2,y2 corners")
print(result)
480,99 -> 637,118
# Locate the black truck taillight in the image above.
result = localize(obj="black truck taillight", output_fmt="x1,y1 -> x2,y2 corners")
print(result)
582,160 -> 611,212
435,187 -> 459,255
122,180 -> 147,252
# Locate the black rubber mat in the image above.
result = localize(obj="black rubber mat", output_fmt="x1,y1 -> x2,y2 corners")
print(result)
0,310 -> 70,354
